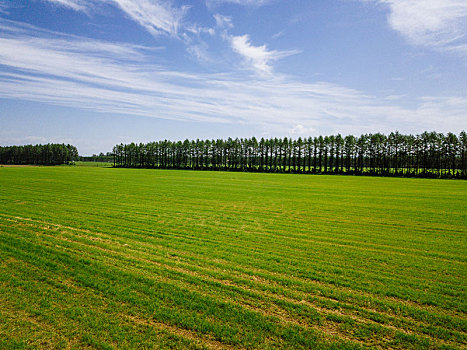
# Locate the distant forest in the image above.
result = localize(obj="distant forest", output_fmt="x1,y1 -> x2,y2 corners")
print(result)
113,131 -> 467,179
0,144 -> 78,165
79,152 -> 113,163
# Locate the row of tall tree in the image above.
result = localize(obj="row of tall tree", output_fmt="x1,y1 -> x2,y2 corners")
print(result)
113,132 -> 467,178
0,144 -> 79,165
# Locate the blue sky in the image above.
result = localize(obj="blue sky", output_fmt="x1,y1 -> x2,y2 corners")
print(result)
0,0 -> 466,155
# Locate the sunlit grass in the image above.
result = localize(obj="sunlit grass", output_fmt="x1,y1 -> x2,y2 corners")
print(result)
72,161 -> 113,168
0,167 -> 465,349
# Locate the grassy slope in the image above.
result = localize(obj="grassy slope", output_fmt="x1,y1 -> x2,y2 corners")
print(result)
0,167 -> 465,349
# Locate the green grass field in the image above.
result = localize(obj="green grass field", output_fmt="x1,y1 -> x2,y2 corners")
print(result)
72,161 -> 113,168
0,167 -> 465,349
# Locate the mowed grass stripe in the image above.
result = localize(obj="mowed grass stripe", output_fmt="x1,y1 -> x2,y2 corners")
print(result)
0,219 -> 460,349
2,213 -> 465,326
0,211 -> 467,334
0,254 -> 212,350
0,212 -> 464,334
8,216 -> 467,329
4,176 -> 464,270
0,167 -> 466,349
0,216 -> 464,348
0,222 -> 360,350
3,209 -> 464,311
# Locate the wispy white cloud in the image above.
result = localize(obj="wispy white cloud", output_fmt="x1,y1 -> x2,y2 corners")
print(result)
42,0 -> 188,36
43,0 -> 89,11
272,31 -> 284,40
206,0 -> 274,8
0,19 -> 465,137
108,0 -> 188,37
0,0 -> 11,14
290,124 -> 316,137
369,0 -> 467,55
185,40 -> 212,63
230,34 -> 299,75
39,0 -> 294,71
214,14 -> 233,29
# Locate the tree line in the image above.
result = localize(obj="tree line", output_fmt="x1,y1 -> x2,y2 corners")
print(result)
113,131 -> 467,179
79,152 -> 113,163
0,144 -> 79,165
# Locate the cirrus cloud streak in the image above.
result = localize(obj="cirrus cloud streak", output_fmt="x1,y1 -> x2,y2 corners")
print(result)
0,19 -> 465,137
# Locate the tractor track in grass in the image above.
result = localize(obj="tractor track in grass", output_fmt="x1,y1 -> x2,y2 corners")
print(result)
2,215 -> 465,349
0,260 -> 218,350
126,315 -> 238,350
3,213 -> 464,296
1,166 -> 465,349
2,214 -> 464,316
2,214 -> 465,318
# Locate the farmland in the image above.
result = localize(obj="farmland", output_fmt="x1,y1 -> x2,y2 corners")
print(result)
0,166 -> 466,349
